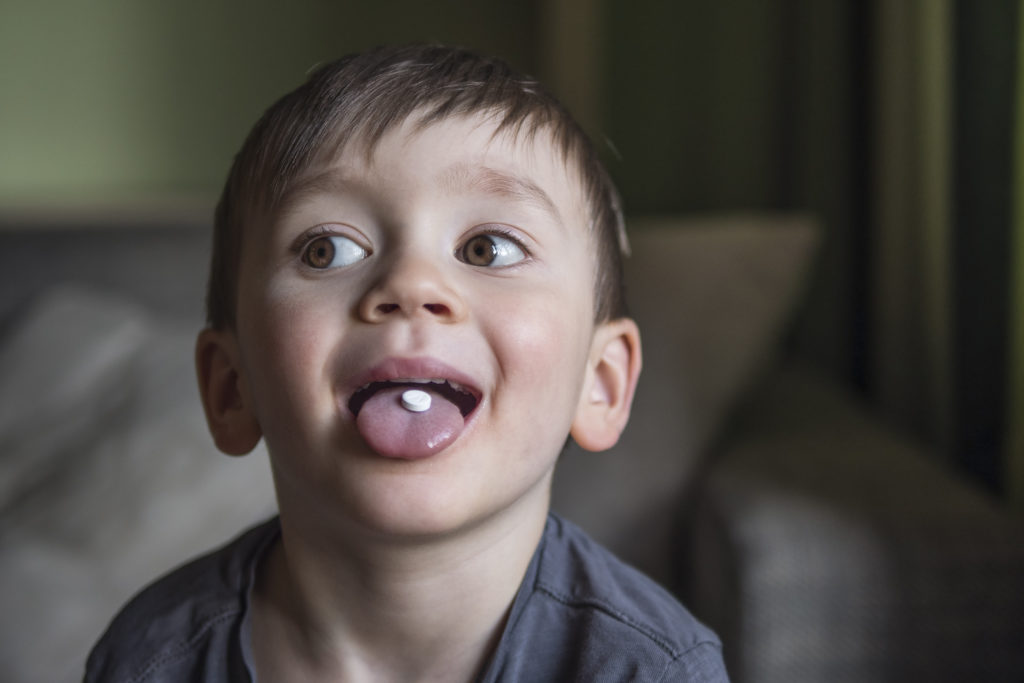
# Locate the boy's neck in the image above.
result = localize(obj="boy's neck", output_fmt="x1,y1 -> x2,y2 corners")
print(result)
250,487 -> 550,682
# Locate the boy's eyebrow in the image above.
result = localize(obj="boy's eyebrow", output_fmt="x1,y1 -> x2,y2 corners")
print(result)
275,163 -> 563,225
275,168 -> 353,219
439,163 -> 563,225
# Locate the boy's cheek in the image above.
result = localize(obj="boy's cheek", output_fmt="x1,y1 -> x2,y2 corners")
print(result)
236,288 -> 342,406
503,314 -> 586,370
487,297 -> 592,400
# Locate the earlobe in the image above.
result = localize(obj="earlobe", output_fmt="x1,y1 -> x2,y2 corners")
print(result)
195,328 -> 262,456
570,318 -> 642,452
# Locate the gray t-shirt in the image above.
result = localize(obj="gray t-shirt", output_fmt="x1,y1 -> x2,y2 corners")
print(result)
85,514 -> 727,681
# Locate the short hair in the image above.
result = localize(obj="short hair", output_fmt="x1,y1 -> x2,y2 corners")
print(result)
206,44 -> 628,330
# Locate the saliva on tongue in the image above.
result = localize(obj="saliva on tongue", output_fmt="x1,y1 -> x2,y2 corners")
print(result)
356,385 -> 465,459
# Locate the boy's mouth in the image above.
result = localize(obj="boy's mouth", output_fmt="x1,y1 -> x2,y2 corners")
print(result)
347,374 -> 482,460
343,358 -> 484,459
348,378 -> 480,418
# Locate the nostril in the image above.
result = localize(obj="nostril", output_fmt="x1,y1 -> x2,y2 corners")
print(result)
424,304 -> 449,315
376,303 -> 400,314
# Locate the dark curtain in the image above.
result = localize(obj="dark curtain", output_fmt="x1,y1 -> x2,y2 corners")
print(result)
951,0 -> 1020,495
600,0 -> 1022,501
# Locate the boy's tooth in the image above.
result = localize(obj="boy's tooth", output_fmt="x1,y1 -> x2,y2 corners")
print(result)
401,389 -> 432,412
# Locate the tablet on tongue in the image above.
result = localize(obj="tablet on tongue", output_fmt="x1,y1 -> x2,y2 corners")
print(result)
356,386 -> 464,459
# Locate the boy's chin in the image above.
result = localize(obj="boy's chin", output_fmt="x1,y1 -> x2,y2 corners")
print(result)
355,484 -> 550,543
297,465 -> 553,546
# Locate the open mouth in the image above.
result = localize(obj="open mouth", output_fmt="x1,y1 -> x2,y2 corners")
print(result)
348,378 -> 480,418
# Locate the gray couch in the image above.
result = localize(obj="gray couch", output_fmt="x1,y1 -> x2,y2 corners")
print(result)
1,213 -> 1021,682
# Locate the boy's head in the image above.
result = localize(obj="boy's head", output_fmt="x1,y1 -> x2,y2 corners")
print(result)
206,44 -> 628,332
196,45 -> 641,538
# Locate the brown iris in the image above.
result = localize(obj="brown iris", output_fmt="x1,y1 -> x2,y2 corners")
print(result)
462,235 -> 497,266
304,236 -> 336,269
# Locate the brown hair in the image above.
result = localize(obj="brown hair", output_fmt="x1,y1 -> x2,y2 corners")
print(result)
206,44 -> 628,329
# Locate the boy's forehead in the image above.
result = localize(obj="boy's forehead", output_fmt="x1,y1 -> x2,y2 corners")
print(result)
438,162 -> 564,223
281,113 -> 589,227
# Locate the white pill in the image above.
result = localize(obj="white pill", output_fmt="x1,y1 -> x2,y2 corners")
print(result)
401,389 -> 432,412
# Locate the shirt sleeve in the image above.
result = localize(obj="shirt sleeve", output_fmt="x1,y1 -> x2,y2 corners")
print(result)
661,641 -> 730,682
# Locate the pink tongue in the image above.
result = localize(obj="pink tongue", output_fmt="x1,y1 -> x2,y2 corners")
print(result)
356,386 -> 465,459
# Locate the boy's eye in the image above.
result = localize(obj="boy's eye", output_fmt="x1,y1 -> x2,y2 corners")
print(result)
302,235 -> 368,269
459,233 -> 526,267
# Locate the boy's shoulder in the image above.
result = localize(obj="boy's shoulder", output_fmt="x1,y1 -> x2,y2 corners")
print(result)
83,518 -> 278,683
485,514 -> 727,682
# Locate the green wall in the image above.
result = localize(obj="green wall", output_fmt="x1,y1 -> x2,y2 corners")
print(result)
0,0 -> 537,205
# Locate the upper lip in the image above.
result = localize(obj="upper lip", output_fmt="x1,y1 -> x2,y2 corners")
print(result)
343,357 -> 484,417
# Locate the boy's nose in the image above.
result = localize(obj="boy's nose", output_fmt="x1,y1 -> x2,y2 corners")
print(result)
358,255 -> 467,324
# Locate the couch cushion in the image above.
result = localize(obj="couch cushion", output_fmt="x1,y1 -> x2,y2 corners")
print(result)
689,361 -> 1024,681
0,286 -> 149,507
551,213 -> 819,587
0,286 -> 276,683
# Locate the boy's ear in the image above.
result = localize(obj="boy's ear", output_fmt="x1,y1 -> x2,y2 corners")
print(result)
195,328 -> 262,456
570,318 -> 642,452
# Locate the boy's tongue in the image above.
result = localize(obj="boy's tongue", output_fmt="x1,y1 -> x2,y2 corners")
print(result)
355,385 -> 464,459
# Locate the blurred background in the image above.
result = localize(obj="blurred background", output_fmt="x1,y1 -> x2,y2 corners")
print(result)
2,0 -> 1020,500
1,1 -> 1022,681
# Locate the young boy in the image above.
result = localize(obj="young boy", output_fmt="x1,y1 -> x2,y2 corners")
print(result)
85,45 -> 727,682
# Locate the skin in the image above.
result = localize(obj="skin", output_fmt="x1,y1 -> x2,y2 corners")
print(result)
196,111 -> 641,681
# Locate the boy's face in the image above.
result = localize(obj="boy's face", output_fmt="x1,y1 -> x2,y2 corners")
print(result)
225,113 -> 608,538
